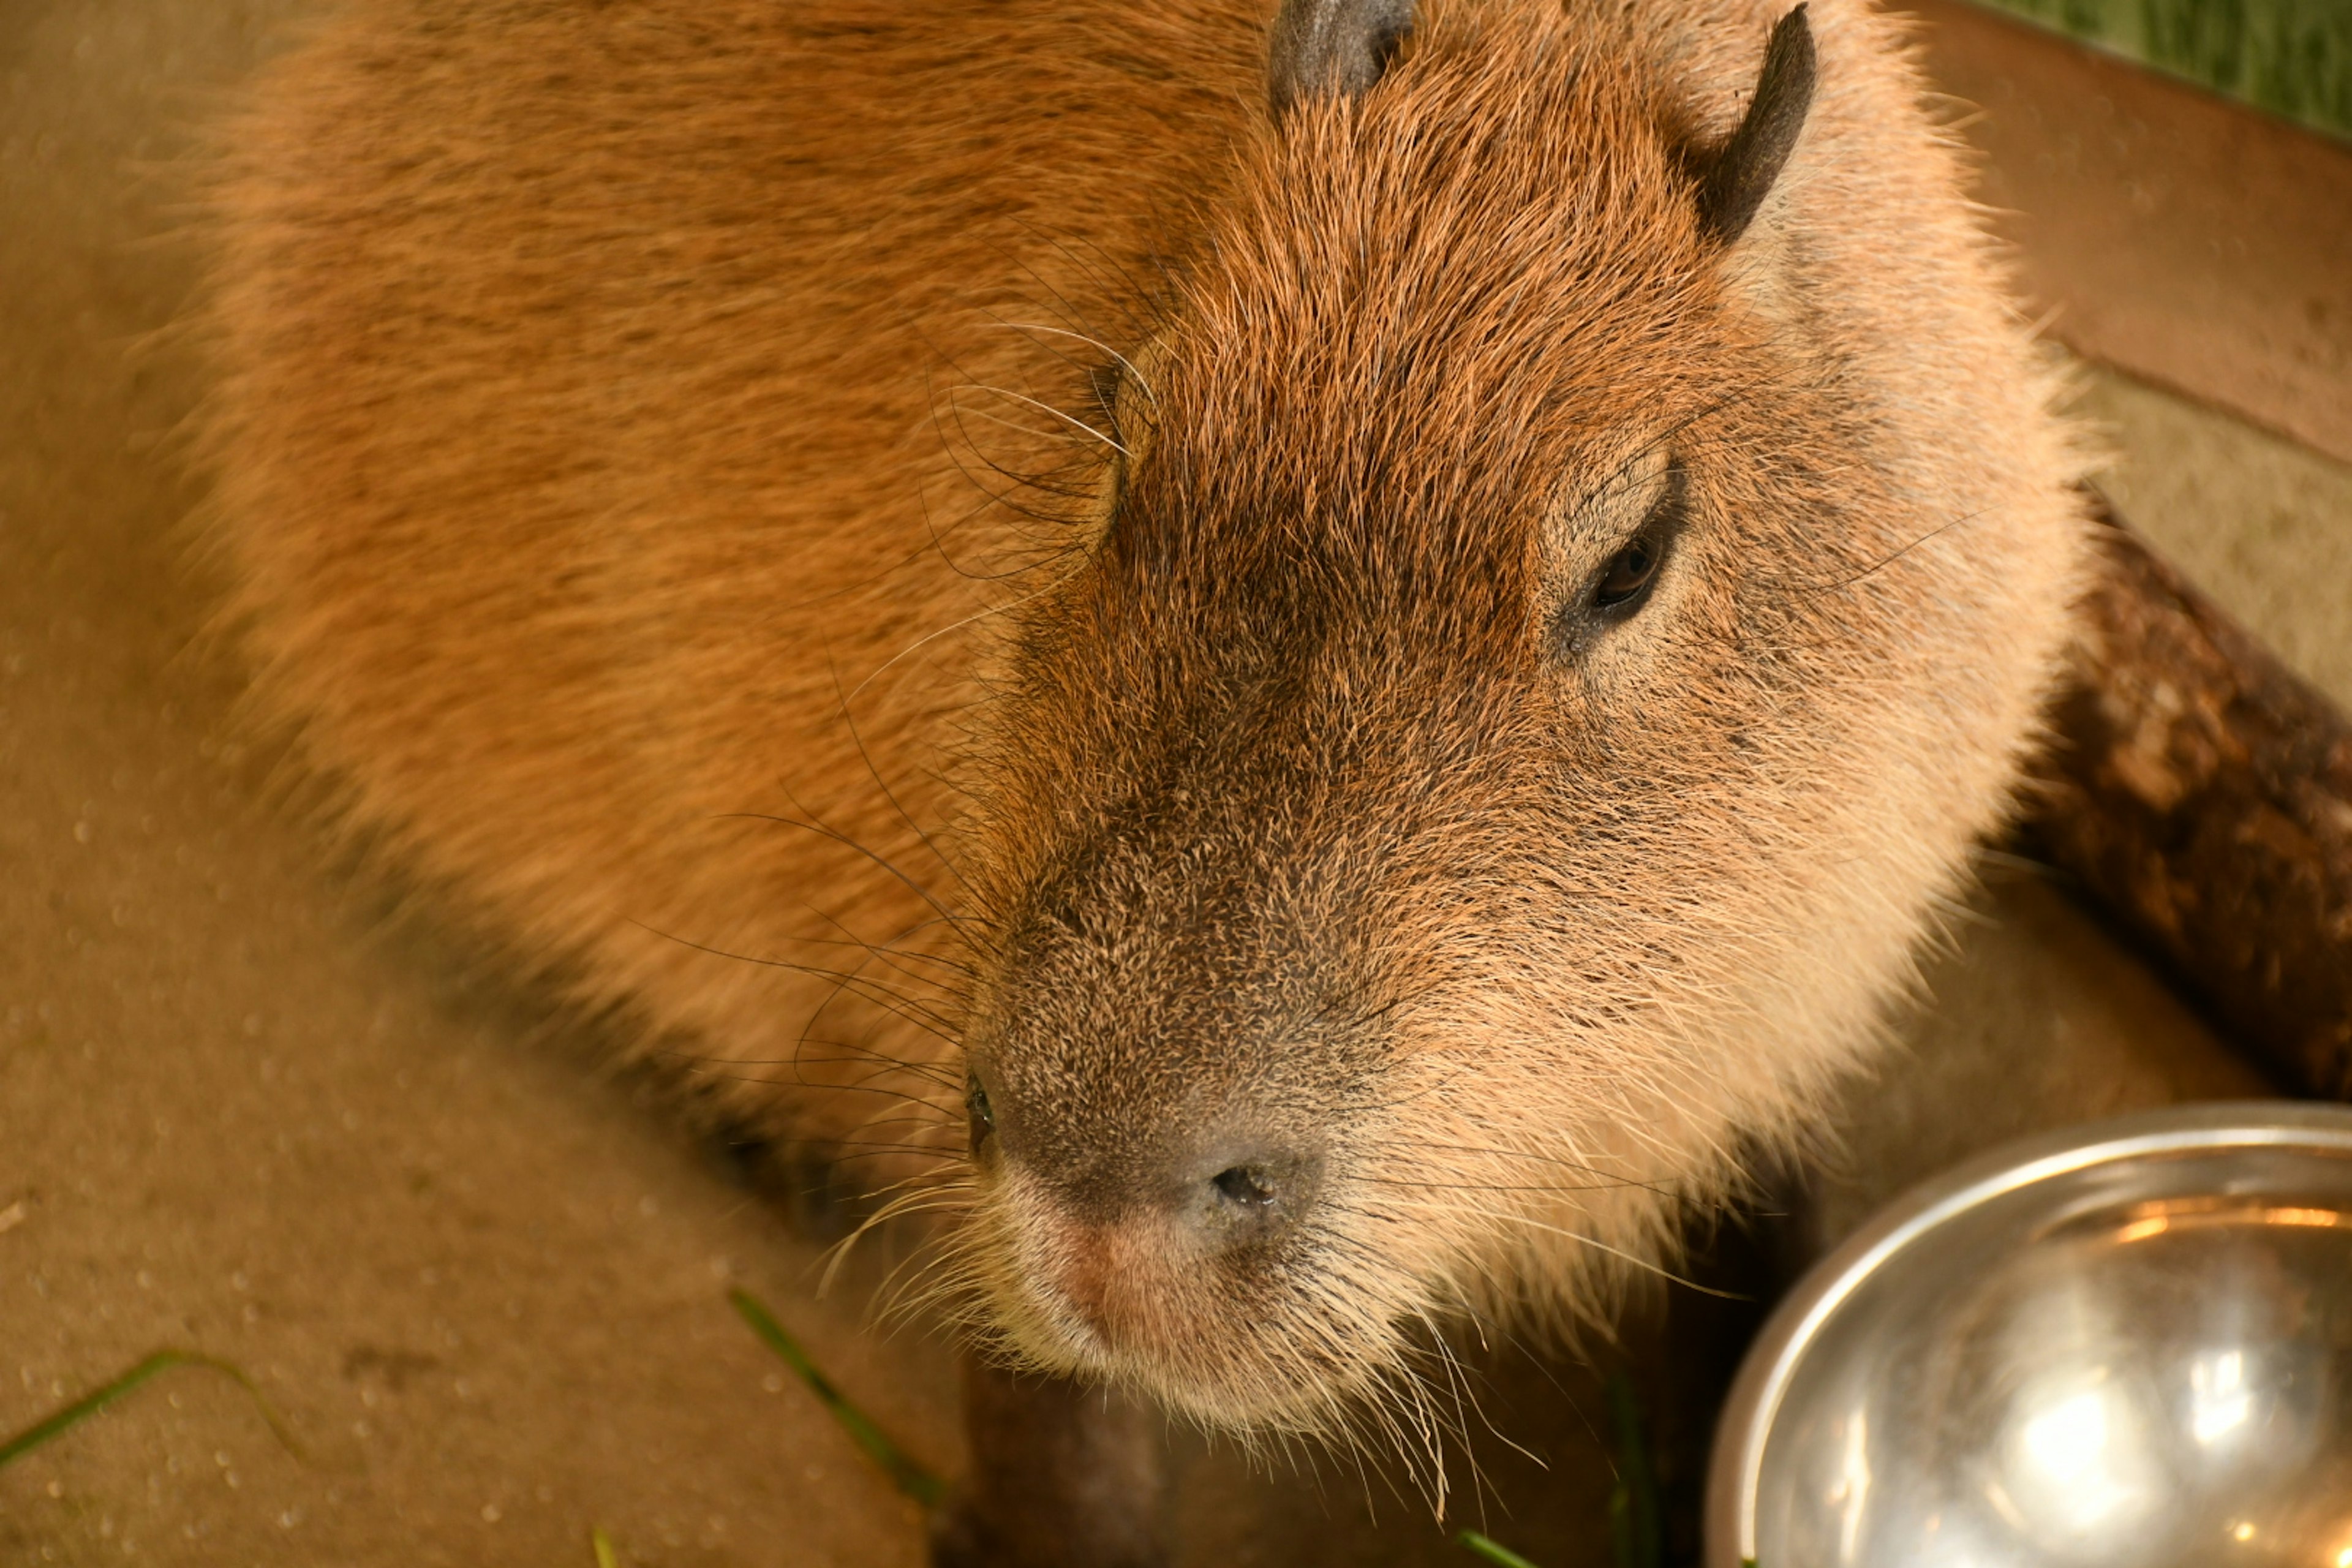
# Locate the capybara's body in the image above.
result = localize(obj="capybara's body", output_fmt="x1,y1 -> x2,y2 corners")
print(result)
206,0 -> 2089,1438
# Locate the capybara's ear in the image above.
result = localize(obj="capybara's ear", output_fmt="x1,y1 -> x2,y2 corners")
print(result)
1267,0 -> 1415,115
1692,5 -> 1817,243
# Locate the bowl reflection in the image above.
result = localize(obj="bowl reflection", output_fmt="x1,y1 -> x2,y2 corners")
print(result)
1709,1102 -> 2352,1567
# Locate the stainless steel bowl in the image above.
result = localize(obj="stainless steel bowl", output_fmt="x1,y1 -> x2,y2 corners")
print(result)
1708,1102 -> 2352,1567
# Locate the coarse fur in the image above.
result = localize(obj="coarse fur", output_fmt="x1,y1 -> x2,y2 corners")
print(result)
200,0 -> 2092,1469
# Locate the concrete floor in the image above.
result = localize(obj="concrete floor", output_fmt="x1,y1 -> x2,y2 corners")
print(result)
2,4 -> 2345,1566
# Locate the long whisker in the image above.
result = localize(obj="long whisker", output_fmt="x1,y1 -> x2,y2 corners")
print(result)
1410,1142 -> 1693,1203
1796,507 -> 1992,595
626,922 -> 964,1045
714,807 -> 962,927
980,320 -> 1158,407
1360,1197 -> 1749,1300
948,382 -> 1128,458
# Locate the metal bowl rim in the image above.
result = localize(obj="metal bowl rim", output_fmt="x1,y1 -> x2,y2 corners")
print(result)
1704,1098 -> 2352,1565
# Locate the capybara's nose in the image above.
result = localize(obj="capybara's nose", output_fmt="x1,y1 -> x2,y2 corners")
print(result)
1172,1142 -> 1323,1248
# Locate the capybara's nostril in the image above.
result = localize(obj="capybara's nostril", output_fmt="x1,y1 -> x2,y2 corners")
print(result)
1210,1164 -> 1278,1210
1186,1148 -> 1319,1243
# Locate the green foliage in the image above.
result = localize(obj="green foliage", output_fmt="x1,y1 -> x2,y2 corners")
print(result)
727,1288 -> 947,1509
0,1349 -> 300,1471
1604,1373 -> 1662,1568
1451,1372 -> 1662,1568
1974,0 -> 2352,139
1458,1529 -> 1546,1568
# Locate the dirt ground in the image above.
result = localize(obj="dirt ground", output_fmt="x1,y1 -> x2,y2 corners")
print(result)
2,4 -> 2346,1566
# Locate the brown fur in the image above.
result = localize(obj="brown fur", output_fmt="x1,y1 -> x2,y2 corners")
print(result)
201,0 -> 2090,1461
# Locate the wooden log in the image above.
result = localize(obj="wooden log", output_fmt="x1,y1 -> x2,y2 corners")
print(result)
2029,501 -> 2352,1101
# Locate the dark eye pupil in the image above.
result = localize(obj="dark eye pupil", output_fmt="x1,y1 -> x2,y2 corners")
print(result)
965,1080 -> 995,1147
1594,539 -> 1658,607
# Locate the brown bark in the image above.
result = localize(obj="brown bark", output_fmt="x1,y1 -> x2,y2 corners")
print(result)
2029,503 -> 2352,1100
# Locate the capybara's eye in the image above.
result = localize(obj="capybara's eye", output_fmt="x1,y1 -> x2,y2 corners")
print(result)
1593,537 -> 1659,608
965,1076 -> 997,1152
1581,465 -> 1684,625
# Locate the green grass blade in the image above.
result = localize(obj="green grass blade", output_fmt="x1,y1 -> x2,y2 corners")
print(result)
727,1289 -> 945,1509
1458,1529 -> 1545,1568
1604,1371 -> 1662,1568
590,1523 -> 620,1567
0,1349 -> 301,1469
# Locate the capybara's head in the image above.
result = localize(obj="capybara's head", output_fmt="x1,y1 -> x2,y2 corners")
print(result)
949,0 -> 2084,1439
